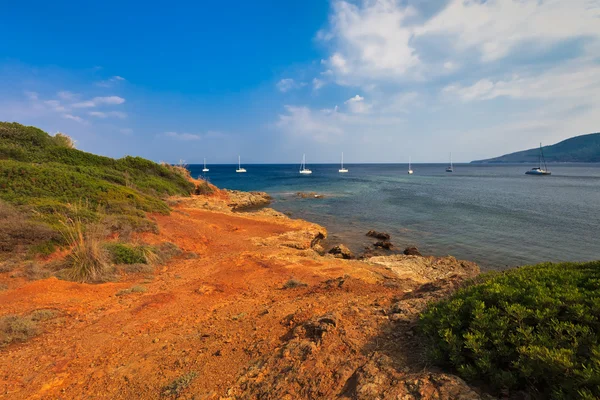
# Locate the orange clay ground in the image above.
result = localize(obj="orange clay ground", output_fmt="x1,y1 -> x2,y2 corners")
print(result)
0,189 -> 481,400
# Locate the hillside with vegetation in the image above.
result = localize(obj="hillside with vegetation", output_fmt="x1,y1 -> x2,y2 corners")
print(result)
0,122 -> 195,281
471,132 -> 600,163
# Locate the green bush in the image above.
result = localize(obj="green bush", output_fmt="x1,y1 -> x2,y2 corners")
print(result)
107,243 -> 151,265
419,261 -> 600,399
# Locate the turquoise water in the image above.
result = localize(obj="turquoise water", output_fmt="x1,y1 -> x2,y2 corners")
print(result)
187,163 -> 600,270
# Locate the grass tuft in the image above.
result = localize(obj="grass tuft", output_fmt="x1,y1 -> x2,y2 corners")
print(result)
282,279 -> 308,289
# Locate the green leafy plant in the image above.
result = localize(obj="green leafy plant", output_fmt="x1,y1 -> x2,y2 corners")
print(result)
419,261 -> 600,399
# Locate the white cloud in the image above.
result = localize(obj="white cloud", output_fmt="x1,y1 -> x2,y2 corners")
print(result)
96,76 -> 126,87
44,100 -> 66,112
163,131 -> 226,141
444,62 -> 600,102
63,114 -> 86,123
24,91 -> 39,101
276,78 -> 306,93
419,0 -> 600,62
344,94 -> 370,113
312,78 -> 326,90
319,0 -> 600,84
88,111 -> 127,119
72,96 -> 125,108
275,105 -> 343,142
57,91 -> 77,100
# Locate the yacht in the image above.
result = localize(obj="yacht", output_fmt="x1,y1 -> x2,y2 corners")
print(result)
202,158 -> 209,173
339,152 -> 348,173
236,155 -> 246,173
408,157 -> 414,175
525,143 -> 551,176
299,154 -> 312,174
446,153 -> 454,172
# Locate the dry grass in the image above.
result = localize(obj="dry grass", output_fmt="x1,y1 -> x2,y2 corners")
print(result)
161,371 -> 198,398
116,285 -> 147,296
58,206 -> 112,283
0,309 -> 57,347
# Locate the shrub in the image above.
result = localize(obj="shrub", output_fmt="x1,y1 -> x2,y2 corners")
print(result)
419,261 -> 600,399
52,133 -> 75,149
194,180 -> 214,195
0,200 -> 58,254
106,243 -> 159,265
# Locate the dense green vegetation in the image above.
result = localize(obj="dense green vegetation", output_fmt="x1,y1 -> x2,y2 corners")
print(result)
472,132 -> 600,163
419,261 -> 600,399
0,122 -> 195,280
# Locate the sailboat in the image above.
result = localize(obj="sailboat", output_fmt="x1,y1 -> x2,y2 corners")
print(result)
339,152 -> 348,173
236,155 -> 246,173
525,143 -> 551,175
299,154 -> 312,174
202,158 -> 209,172
446,153 -> 454,172
408,157 -> 414,175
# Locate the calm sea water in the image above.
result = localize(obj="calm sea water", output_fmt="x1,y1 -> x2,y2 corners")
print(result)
187,163 -> 600,270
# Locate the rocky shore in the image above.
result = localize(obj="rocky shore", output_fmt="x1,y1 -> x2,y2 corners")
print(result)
0,183 -> 482,399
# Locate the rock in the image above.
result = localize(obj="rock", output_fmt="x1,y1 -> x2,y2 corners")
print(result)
404,246 -> 422,256
374,241 -> 394,250
227,190 -> 272,211
312,243 -> 325,256
366,254 -> 480,283
328,244 -> 354,259
366,230 -> 391,240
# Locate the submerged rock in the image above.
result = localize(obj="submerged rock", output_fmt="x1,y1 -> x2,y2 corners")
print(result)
296,192 -> 325,199
374,241 -> 394,250
366,230 -> 391,240
328,244 -> 354,259
404,246 -> 422,256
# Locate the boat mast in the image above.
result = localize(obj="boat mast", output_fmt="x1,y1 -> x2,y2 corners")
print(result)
238,155 -> 241,169
540,143 -> 548,171
409,156 -> 411,170
341,152 -> 344,169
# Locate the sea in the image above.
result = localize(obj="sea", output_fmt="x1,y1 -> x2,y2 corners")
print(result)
187,163 -> 600,271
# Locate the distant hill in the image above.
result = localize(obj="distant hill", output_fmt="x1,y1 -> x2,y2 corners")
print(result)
471,133 -> 600,163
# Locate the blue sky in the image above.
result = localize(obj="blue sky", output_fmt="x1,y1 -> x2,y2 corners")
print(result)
1,0 -> 599,163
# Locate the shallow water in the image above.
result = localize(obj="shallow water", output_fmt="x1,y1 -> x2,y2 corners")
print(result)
188,163 -> 600,270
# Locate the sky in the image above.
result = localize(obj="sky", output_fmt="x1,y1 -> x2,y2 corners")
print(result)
1,0 -> 599,164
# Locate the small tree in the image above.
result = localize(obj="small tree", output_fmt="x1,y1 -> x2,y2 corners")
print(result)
53,132 -> 76,149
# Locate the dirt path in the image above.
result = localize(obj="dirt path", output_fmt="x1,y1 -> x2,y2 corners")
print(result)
0,194 -> 480,399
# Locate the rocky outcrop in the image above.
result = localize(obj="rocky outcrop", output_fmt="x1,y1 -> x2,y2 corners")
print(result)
227,190 -> 272,211
328,244 -> 354,259
366,254 -> 479,283
366,230 -> 391,240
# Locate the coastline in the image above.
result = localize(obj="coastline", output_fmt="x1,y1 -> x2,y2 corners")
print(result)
0,183 -> 482,399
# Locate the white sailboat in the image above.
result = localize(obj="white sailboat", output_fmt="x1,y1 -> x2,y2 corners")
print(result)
408,156 -> 413,175
202,158 -> 209,172
339,152 -> 348,173
236,155 -> 246,173
299,154 -> 312,174
446,152 -> 454,172
525,143 -> 551,176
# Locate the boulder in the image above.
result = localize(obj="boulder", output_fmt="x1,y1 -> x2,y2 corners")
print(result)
328,244 -> 354,259
374,241 -> 394,250
404,246 -> 422,256
366,230 -> 391,240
